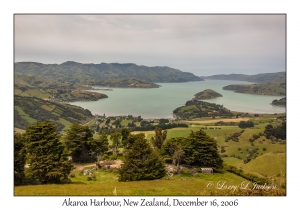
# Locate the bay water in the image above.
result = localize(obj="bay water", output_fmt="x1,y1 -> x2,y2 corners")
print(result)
69,80 -> 286,119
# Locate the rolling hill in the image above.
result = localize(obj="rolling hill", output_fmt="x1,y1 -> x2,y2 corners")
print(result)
14,95 -> 94,131
193,89 -> 223,100
202,72 -> 286,83
14,61 -> 203,84
223,78 -> 286,96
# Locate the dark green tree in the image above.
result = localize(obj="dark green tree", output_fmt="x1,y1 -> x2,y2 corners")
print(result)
150,127 -> 167,150
90,132 -> 109,162
186,130 -> 223,168
63,124 -> 94,163
123,133 -> 146,150
119,134 -> 166,181
162,130 -> 223,169
14,132 -> 26,185
110,132 -> 122,155
121,128 -> 130,142
25,121 -> 73,184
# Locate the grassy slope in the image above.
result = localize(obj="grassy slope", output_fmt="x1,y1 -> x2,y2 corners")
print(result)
15,168 -> 247,196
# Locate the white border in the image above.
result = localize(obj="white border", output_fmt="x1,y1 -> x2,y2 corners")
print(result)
3,1 -> 298,209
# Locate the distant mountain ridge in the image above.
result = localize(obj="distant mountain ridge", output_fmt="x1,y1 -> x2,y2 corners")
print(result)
201,72 -> 286,83
15,61 -> 203,83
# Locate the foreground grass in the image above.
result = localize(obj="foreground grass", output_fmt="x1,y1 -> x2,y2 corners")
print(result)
15,171 -> 259,196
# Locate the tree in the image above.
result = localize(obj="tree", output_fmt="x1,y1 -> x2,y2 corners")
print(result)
25,121 -> 73,184
14,132 -> 26,185
238,121 -> 254,129
64,124 -> 94,163
186,130 -> 223,168
110,132 -> 122,155
118,134 -> 166,181
90,132 -> 109,163
150,127 -> 167,150
162,130 -> 223,169
123,133 -> 146,150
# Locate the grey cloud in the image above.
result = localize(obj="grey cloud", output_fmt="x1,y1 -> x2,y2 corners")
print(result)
14,14 -> 285,75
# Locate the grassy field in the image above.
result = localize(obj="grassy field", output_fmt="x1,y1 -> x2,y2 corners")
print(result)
15,165 -> 251,196
14,113 -> 286,196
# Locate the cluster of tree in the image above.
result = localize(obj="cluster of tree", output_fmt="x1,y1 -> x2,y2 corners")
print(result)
14,121 -> 74,185
63,124 -> 109,162
225,130 -> 244,142
132,123 -> 188,131
238,121 -> 254,128
98,122 -> 188,134
248,133 -> 263,143
161,130 -> 223,173
244,147 -> 260,164
173,100 -> 233,119
264,121 -> 286,140
15,121 -> 224,184
215,121 -> 236,126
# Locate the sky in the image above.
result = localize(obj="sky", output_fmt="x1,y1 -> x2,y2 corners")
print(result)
14,14 -> 286,76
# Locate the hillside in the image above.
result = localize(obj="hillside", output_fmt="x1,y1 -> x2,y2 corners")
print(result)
193,89 -> 222,100
173,100 -> 233,120
93,78 -> 160,88
202,72 -> 286,83
14,74 -> 108,102
223,78 -> 286,96
14,95 -> 94,131
272,97 -> 286,107
14,61 -> 203,84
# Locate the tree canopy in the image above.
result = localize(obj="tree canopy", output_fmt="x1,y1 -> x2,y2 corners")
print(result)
119,134 -> 166,181
63,124 -> 94,163
150,127 -> 167,150
162,129 -> 223,169
25,121 -> 73,184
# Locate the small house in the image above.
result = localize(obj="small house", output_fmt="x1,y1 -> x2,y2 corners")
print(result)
201,168 -> 213,174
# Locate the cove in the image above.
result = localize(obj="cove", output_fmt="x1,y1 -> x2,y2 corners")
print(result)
69,80 -> 286,119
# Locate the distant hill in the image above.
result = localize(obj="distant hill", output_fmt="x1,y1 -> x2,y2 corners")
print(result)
14,95 -> 94,131
193,89 -> 222,100
272,97 -> 286,107
173,100 -> 233,120
15,61 -> 203,84
14,75 -> 108,102
93,78 -> 160,88
223,78 -> 286,96
202,72 -> 286,83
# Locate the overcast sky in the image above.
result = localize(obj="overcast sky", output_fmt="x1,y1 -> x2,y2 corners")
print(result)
14,14 -> 286,76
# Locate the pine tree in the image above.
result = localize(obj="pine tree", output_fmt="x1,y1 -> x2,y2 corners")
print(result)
25,121 -> 73,184
119,134 -> 166,181
63,124 -> 94,163
14,132 -> 26,185
90,132 -> 109,162
150,127 -> 167,150
186,129 -> 223,168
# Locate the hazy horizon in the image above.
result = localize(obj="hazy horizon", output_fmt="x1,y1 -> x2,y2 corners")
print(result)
15,14 -> 286,76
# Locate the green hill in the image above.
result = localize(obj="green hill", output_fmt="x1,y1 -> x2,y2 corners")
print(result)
173,100 -> 233,120
223,78 -> 286,96
193,89 -> 222,100
272,97 -> 286,107
93,78 -> 160,88
14,95 -> 94,131
15,61 -> 203,84
202,72 -> 286,83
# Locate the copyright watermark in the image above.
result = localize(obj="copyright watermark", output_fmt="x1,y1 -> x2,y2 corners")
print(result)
206,181 -> 277,192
